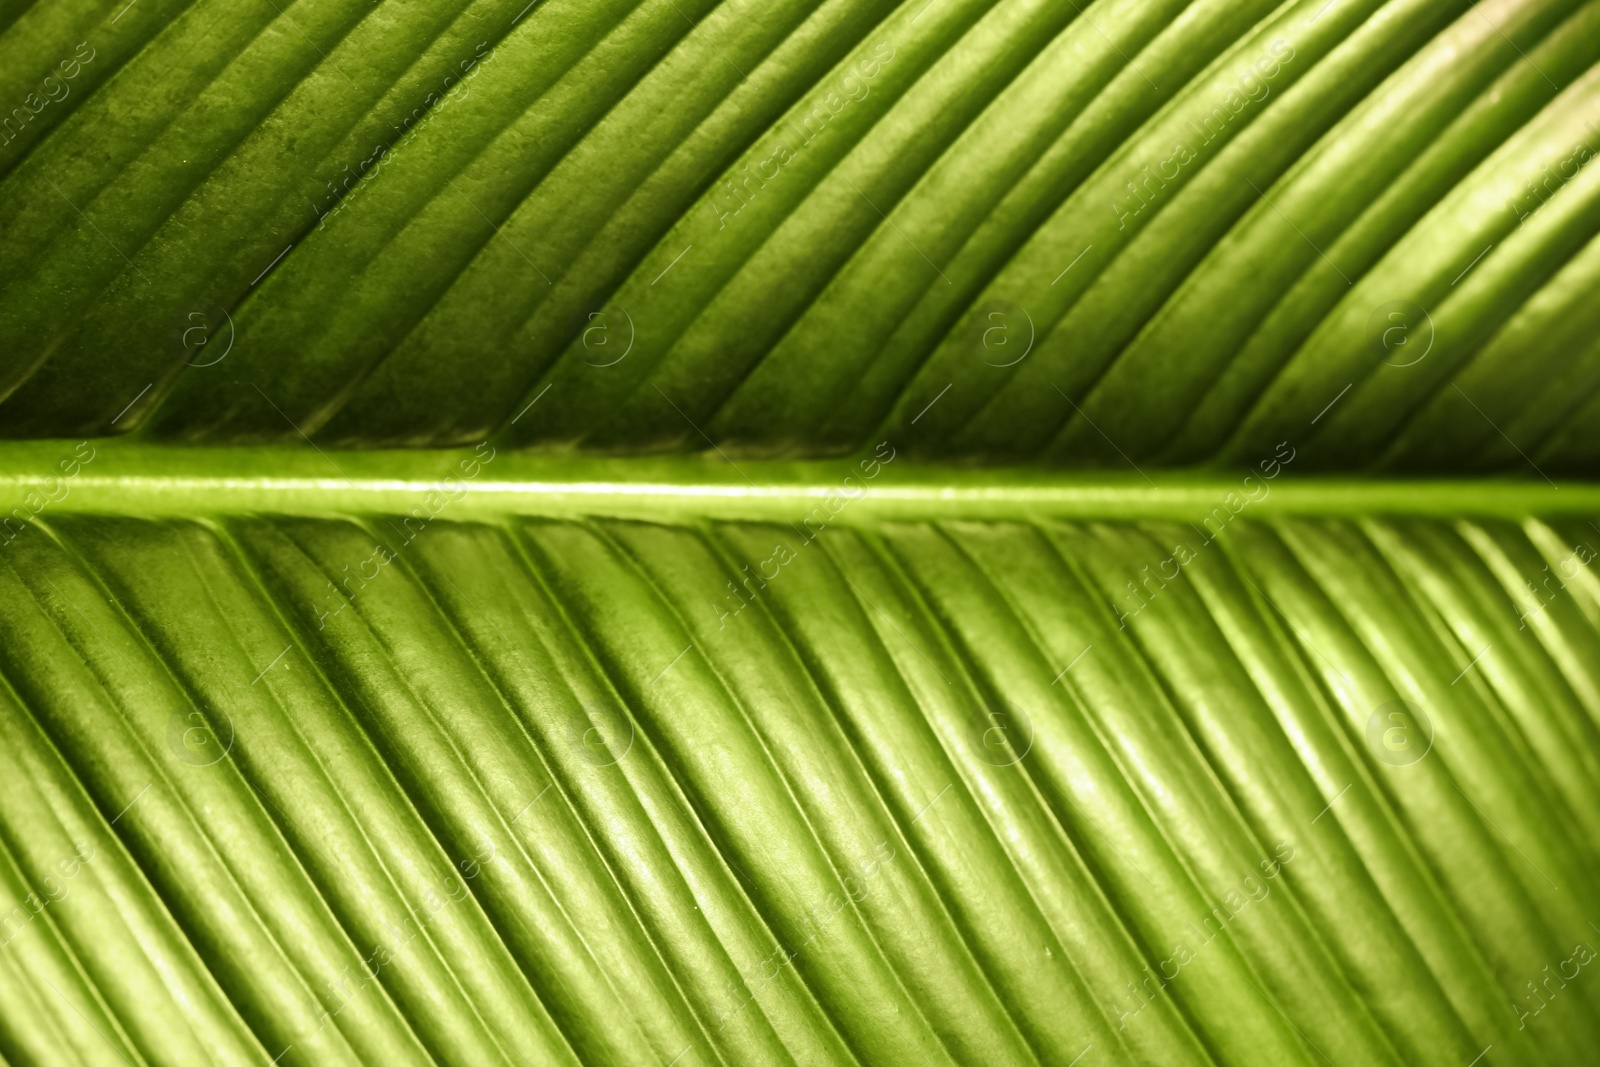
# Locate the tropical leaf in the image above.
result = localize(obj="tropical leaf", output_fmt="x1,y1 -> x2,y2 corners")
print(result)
3,0 -> 1599,1063
1,444 -> 1599,1064
0,0 -> 1597,468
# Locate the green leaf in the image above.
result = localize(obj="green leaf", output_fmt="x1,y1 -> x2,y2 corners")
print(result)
3,0 -> 1599,1061
1,0 -> 1597,469
1,444 -> 1599,1064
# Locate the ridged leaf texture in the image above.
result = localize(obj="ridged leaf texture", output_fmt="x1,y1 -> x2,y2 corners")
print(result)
0,0 -> 1598,467
4,0 -> 1600,1062
1,462 -> 1599,1064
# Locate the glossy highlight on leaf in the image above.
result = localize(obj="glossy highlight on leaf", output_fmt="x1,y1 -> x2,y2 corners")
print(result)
3,0 -> 1599,1062
0,0 -> 1597,469
0,449 -> 1599,1064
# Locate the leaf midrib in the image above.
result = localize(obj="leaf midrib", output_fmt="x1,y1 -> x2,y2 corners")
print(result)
0,440 -> 1594,522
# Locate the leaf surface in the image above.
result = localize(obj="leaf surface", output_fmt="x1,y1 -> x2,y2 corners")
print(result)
0,0 -> 1597,470
1,448 -> 1598,1064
